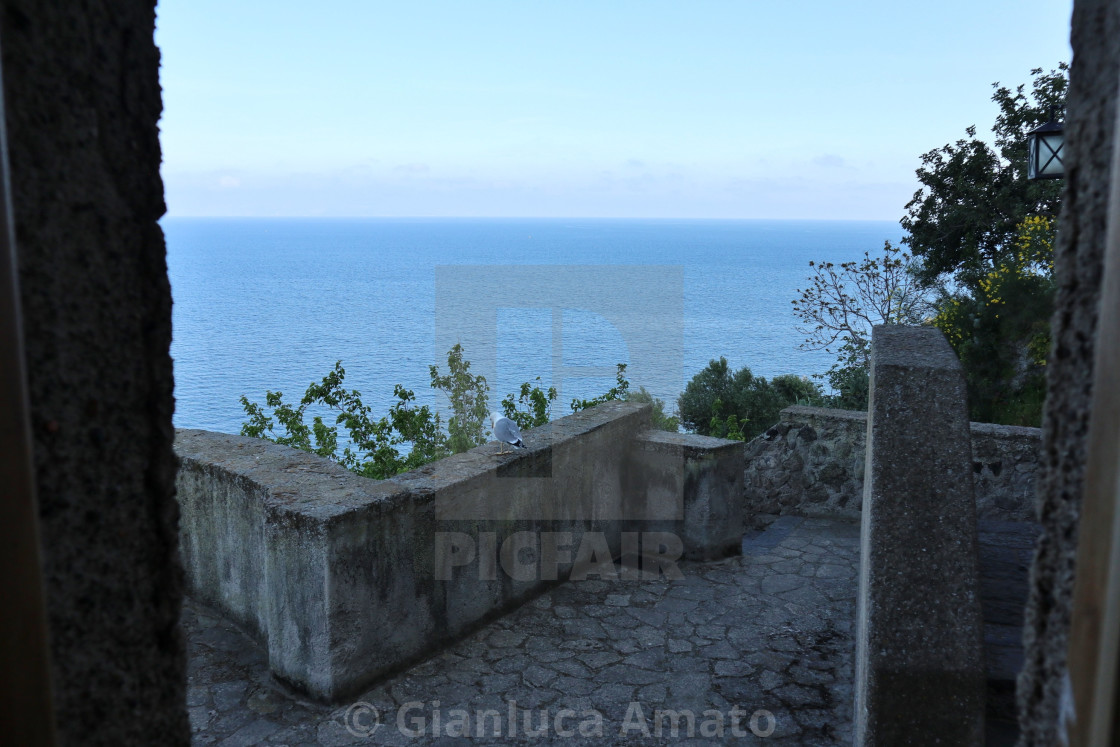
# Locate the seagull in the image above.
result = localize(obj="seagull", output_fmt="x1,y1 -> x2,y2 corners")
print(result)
490,412 -> 525,454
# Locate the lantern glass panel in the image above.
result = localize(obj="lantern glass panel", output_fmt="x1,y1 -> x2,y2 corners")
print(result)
1038,132 -> 1064,177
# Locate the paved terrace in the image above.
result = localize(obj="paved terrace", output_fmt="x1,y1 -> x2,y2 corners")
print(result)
185,516 -> 860,746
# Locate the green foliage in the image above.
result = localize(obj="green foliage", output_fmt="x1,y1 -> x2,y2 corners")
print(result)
627,386 -> 680,432
820,342 -> 871,411
241,346 -> 645,478
501,376 -> 558,431
931,215 -> 1054,425
677,358 -> 819,441
904,63 -> 1066,425
239,346 -> 493,480
770,374 -> 825,407
707,398 -> 746,441
429,343 -> 490,454
902,64 -> 1067,287
570,364 -> 630,413
239,361 -> 450,479
567,366 -> 681,432
240,389 -> 339,460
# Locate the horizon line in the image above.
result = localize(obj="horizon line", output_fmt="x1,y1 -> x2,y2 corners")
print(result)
161,214 -> 903,223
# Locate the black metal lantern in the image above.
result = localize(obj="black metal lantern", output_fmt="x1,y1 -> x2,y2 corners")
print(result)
1027,108 -> 1064,180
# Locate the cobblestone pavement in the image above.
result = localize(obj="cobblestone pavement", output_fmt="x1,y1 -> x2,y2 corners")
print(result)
185,516 -> 860,746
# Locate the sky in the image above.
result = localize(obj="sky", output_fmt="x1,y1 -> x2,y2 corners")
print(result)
155,1 -> 1074,220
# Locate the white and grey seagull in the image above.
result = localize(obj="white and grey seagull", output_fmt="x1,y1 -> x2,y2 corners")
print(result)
490,412 -> 525,454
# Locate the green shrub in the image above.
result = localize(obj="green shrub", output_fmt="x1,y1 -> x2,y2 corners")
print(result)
627,386 -> 680,432
500,376 -> 557,430
570,364 -> 630,413
240,361 -> 450,480
429,343 -> 490,453
241,347 -> 644,477
677,358 -> 817,441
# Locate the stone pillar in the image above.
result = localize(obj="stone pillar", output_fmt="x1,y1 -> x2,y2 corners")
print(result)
2,1 -> 188,743
854,325 -> 985,745
1018,2 -> 1120,743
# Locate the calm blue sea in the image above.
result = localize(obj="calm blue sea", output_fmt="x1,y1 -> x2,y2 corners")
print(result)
165,218 -> 903,435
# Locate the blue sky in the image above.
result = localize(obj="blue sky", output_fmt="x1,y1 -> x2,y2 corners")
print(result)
156,1 -> 1073,220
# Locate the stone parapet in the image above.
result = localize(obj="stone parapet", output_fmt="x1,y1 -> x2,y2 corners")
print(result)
744,406 -> 1040,522
627,429 -> 745,561
175,401 -> 744,701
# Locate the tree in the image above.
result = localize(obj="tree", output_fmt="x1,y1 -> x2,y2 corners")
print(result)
902,64 -> 1067,286
791,241 -> 930,409
627,386 -> 680,432
239,361 -> 450,479
903,64 -> 1067,425
792,240 -> 930,370
429,342 -> 490,454
931,215 -> 1054,424
677,358 -> 821,441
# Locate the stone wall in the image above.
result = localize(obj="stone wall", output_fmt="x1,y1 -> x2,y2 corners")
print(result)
743,406 -> 867,520
970,422 -> 1042,521
3,1 -> 189,744
176,402 -> 745,701
743,405 -> 1041,522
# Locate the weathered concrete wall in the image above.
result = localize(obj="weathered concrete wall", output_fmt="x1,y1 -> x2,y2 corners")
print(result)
744,405 -> 1040,522
628,429 -> 745,560
2,1 -> 189,744
176,402 -> 744,700
1018,2 -> 1120,743
854,325 -> 985,745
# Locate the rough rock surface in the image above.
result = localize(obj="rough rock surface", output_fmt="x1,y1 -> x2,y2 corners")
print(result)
3,1 -> 187,743
744,406 -> 1039,522
1018,2 -> 1120,743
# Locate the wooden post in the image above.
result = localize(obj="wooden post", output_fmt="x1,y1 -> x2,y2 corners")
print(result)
1067,86 -> 1120,747
0,47 -> 57,746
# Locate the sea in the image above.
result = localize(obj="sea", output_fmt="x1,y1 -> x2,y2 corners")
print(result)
165,217 -> 904,435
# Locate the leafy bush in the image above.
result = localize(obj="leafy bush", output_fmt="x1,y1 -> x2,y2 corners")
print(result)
706,398 -> 746,441
429,343 -> 490,453
819,349 -> 870,411
771,374 -> 824,407
677,358 -> 820,441
930,215 -> 1054,425
569,363 -> 631,413
500,377 -> 557,430
240,361 -> 449,479
240,346 -> 493,479
627,386 -> 680,432
240,348 -> 672,478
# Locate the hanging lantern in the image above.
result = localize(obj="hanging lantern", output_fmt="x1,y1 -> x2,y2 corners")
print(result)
1027,108 -> 1064,180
